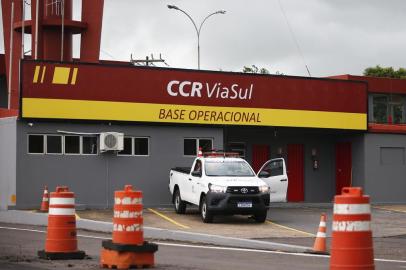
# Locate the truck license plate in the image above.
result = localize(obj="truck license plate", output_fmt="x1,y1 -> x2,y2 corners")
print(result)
237,202 -> 252,208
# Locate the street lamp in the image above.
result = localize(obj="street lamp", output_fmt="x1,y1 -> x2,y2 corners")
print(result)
168,5 -> 226,70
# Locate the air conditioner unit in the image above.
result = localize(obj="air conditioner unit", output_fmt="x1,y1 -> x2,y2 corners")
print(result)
100,132 -> 124,152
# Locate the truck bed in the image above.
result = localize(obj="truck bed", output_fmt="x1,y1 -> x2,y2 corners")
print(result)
171,167 -> 191,174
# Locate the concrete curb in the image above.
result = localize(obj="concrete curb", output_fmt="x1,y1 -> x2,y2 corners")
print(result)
0,210 -> 311,253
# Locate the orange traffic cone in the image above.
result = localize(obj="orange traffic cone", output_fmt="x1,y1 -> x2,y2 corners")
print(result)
38,186 -> 86,260
313,213 -> 327,254
100,185 -> 158,269
40,186 -> 49,212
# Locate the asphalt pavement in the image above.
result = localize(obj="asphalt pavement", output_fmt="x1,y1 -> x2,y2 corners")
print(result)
1,224 -> 405,270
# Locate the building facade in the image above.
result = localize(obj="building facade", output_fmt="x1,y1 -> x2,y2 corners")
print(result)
0,0 -> 405,210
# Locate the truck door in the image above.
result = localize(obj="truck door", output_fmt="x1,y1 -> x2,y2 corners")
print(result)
257,158 -> 288,202
188,159 -> 203,205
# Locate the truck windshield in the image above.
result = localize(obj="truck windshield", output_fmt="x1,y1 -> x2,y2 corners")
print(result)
205,161 -> 255,177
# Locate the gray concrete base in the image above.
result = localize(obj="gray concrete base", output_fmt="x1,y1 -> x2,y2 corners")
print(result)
0,210 -> 311,253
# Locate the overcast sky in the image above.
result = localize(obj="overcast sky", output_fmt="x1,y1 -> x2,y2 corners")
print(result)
1,0 -> 406,77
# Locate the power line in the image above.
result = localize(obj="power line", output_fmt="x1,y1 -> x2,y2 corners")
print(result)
277,0 -> 311,77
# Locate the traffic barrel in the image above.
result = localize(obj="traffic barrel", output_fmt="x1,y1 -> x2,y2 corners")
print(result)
112,185 -> 143,245
313,213 -> 327,254
101,185 -> 158,269
39,186 -> 49,212
38,186 -> 86,260
330,187 -> 374,270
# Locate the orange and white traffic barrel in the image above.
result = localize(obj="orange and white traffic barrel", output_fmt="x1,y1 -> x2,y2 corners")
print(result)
40,185 -> 49,212
101,185 -> 158,269
38,186 -> 85,260
330,187 -> 374,270
112,185 -> 144,245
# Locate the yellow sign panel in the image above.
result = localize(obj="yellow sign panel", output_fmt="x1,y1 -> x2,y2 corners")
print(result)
22,98 -> 367,130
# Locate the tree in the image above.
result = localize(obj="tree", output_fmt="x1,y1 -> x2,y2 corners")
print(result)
363,65 -> 406,79
242,65 -> 270,74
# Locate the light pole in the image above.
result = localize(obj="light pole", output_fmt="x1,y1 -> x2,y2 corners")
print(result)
167,5 -> 226,70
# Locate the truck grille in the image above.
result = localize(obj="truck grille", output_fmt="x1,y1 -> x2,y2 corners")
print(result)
226,186 -> 259,194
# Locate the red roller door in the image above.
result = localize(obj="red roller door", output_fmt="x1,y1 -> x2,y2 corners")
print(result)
252,144 -> 270,173
287,144 -> 304,202
335,142 -> 352,194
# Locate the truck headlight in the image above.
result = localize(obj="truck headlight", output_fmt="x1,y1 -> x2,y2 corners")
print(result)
259,185 -> 270,193
208,183 -> 227,193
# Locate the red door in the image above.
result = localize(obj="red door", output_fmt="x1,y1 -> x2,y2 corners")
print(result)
287,144 -> 304,202
335,142 -> 352,194
252,144 -> 270,173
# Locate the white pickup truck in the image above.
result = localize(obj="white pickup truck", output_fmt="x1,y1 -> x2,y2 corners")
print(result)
169,152 -> 288,223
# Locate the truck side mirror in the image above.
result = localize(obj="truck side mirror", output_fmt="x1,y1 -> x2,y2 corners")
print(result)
258,170 -> 270,178
191,170 -> 202,177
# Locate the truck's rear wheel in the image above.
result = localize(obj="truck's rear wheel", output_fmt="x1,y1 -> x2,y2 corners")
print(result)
174,189 -> 186,214
200,196 -> 213,223
254,210 -> 268,223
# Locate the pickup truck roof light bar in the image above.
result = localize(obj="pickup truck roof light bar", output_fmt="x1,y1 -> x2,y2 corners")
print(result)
202,150 -> 240,158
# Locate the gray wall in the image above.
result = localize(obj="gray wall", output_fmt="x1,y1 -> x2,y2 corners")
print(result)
0,117 -> 17,210
16,121 -> 223,209
364,133 -> 406,202
225,127 -> 339,202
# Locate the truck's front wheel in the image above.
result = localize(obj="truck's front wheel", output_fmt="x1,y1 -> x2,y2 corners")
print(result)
174,189 -> 187,214
254,210 -> 268,223
200,196 -> 213,223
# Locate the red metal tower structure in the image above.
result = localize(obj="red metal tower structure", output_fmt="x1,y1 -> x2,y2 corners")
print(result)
1,0 -> 104,111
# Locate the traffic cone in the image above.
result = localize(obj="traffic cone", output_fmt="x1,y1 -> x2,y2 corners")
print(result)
100,185 -> 158,269
198,147 -> 203,157
39,186 -> 49,212
38,186 -> 86,260
313,213 -> 327,254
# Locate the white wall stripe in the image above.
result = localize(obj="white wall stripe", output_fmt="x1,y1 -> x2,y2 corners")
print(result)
332,221 -> 371,232
49,207 -> 75,216
316,232 -> 326,238
334,204 -> 370,214
50,197 -> 75,205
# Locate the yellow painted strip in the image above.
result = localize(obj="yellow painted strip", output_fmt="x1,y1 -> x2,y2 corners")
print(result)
147,208 -> 190,229
71,68 -> 78,85
373,206 -> 406,214
52,67 -> 71,84
22,98 -> 367,130
40,66 -> 46,83
75,213 -> 81,220
266,220 -> 316,237
33,65 -> 40,83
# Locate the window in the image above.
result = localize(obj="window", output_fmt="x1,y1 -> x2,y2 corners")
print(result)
118,137 -> 149,156
46,135 -> 62,154
65,135 -> 80,154
227,142 -> 246,158
184,138 -> 213,156
261,160 -> 284,177
372,94 -> 406,124
192,160 -> 202,174
118,137 -> 133,155
28,135 -> 44,154
184,139 -> 197,156
134,138 -> 149,156
82,136 -> 98,155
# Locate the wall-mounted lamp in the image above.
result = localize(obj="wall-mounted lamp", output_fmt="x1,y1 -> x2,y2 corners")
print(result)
28,122 -> 33,127
277,147 -> 283,157
311,148 -> 317,157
